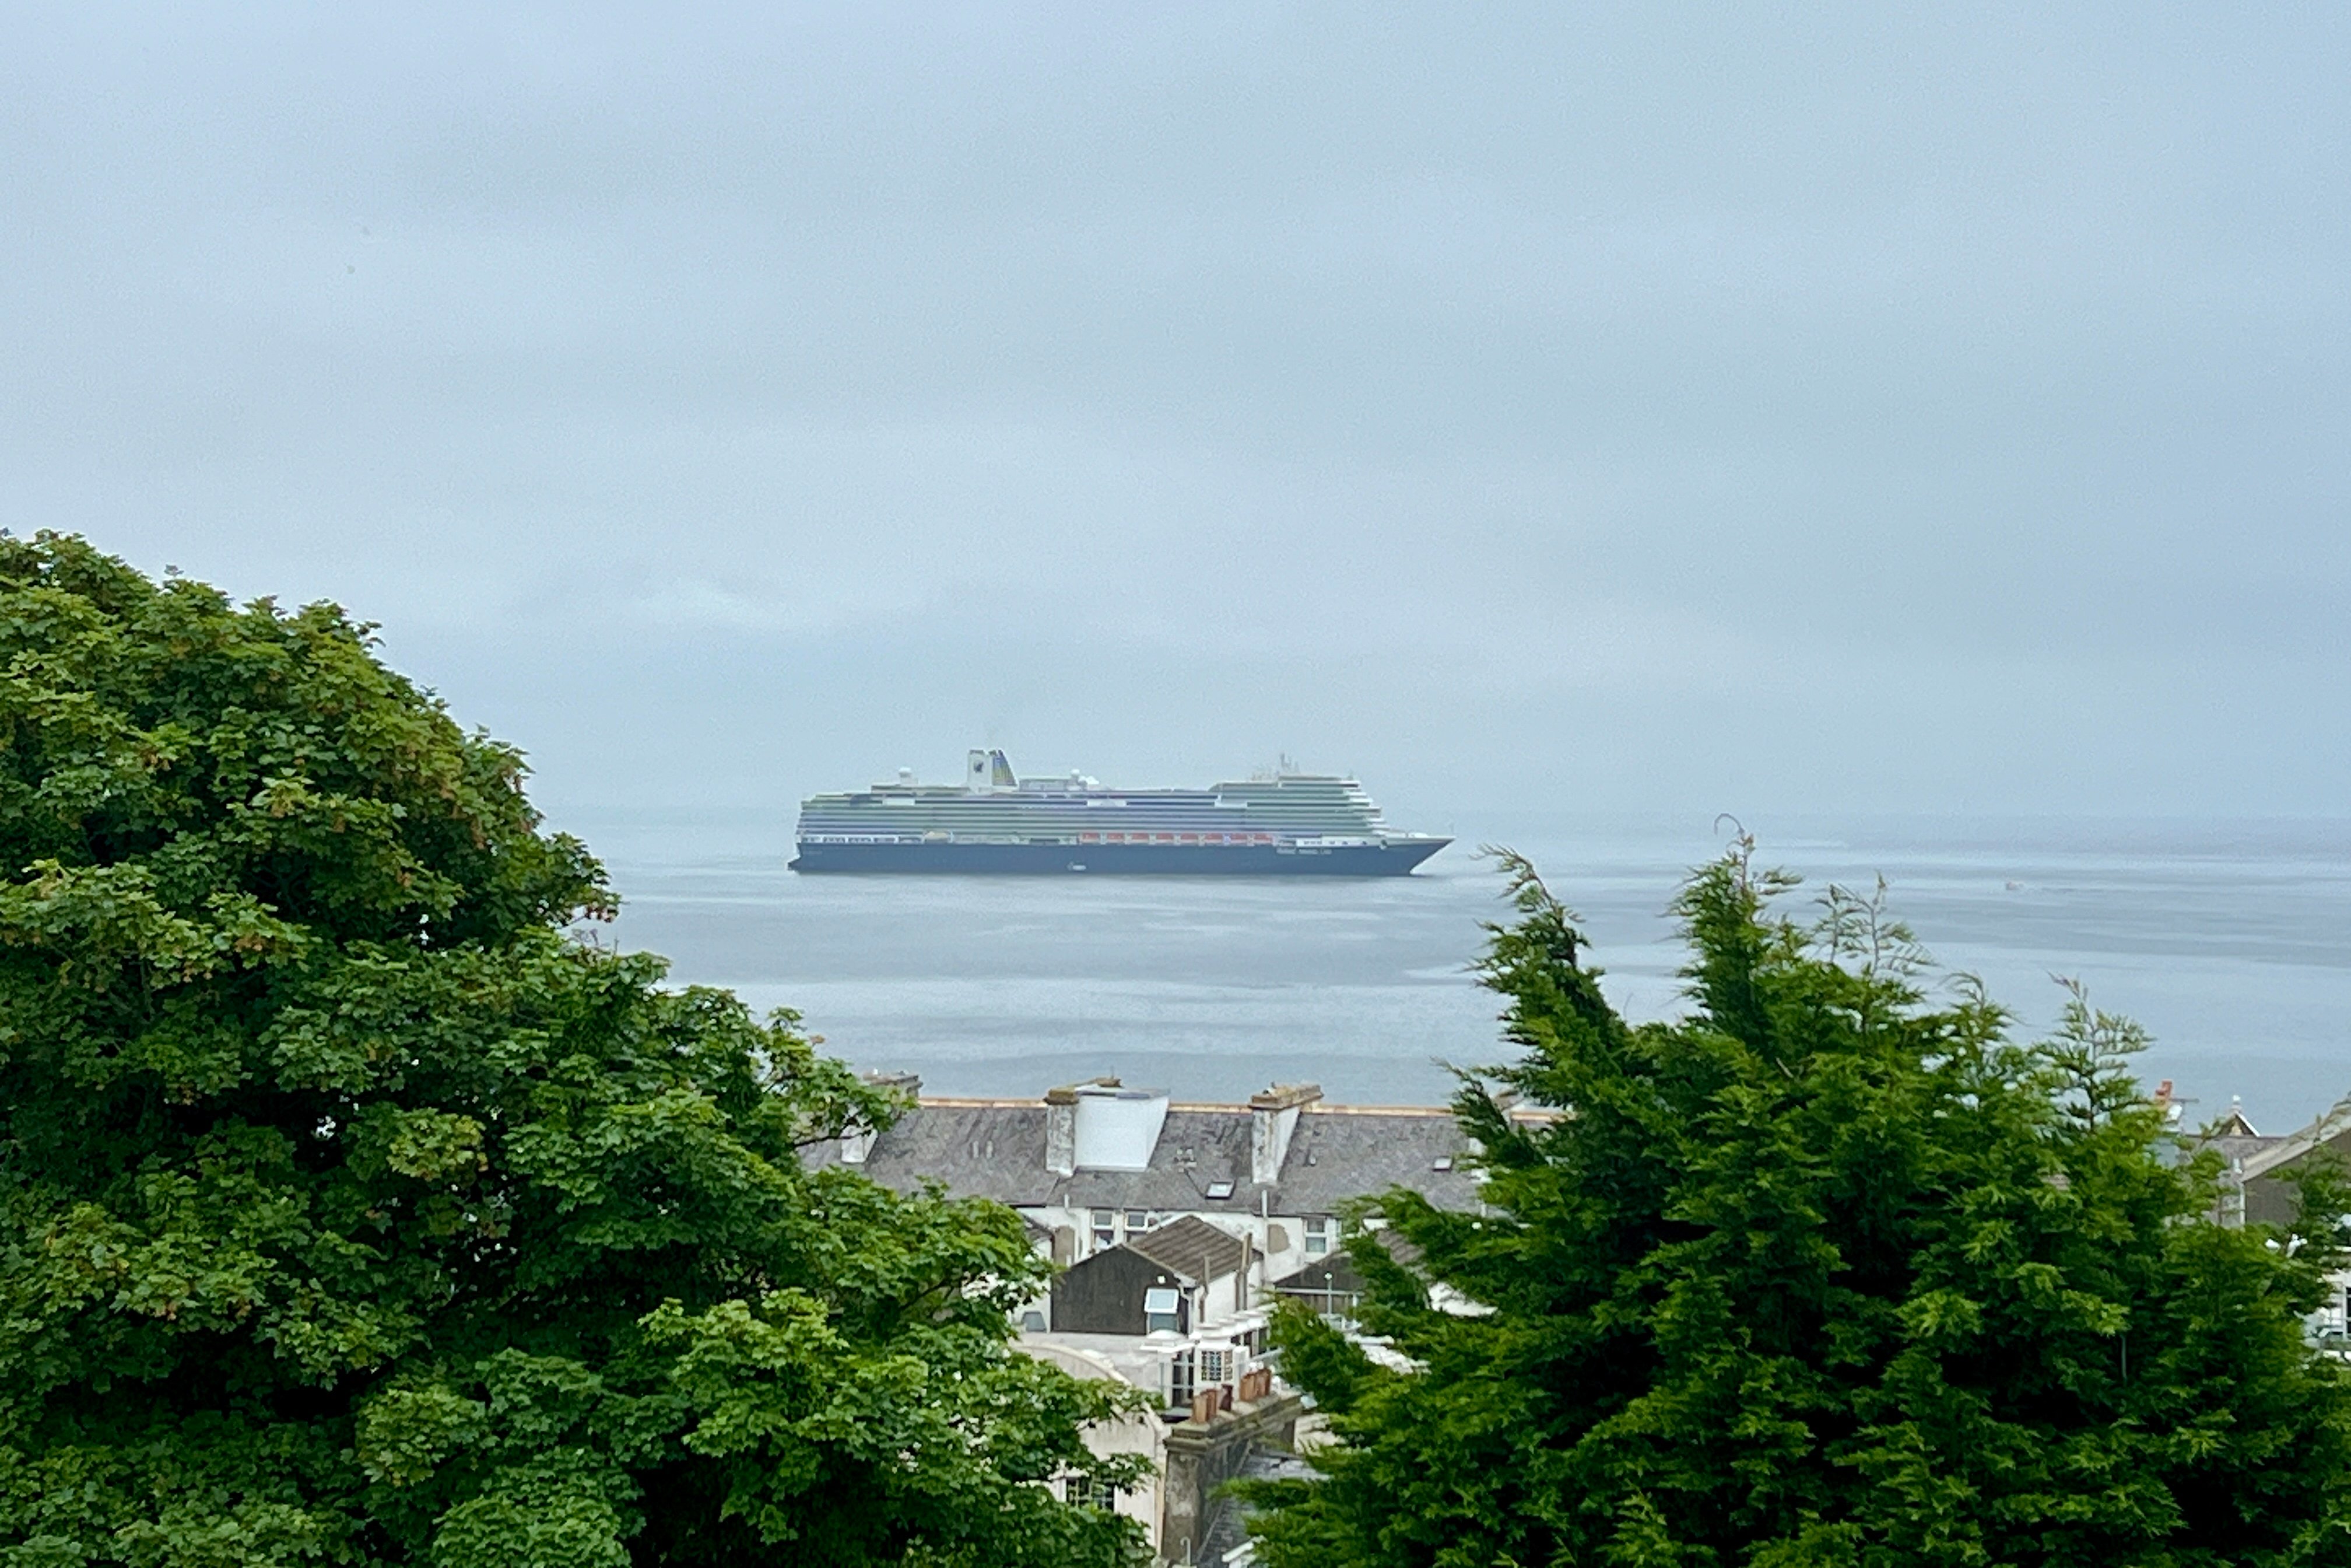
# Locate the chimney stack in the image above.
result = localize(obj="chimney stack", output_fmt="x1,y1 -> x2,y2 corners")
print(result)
1044,1085 -> 1080,1176
843,1071 -> 921,1164
1046,1077 -> 1139,1176
1250,1082 -> 1322,1185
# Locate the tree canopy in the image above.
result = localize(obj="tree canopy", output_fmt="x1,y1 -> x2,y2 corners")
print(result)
0,534 -> 1142,1567
1249,847 -> 2351,1567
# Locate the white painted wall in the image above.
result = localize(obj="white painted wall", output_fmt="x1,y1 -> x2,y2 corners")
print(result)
1019,1340 -> 1168,1551
1072,1089 -> 1170,1170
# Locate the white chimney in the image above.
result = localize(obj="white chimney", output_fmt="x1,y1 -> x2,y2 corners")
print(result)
1044,1085 -> 1082,1177
1250,1083 -> 1322,1185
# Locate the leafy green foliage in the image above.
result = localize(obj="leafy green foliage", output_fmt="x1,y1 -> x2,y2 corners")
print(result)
1249,843 -> 2351,1567
0,534 -> 1142,1566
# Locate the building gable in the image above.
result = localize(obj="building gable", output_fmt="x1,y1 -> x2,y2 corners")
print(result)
1052,1244 -> 1193,1336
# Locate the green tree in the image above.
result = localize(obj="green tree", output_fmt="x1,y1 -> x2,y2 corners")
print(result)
1249,846 -> 2351,1567
0,534 -> 1142,1567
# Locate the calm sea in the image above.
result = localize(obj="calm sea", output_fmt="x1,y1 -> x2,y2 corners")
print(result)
576,812 -> 2351,1138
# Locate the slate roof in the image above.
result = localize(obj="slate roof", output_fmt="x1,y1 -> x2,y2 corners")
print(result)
1198,1447 -> 1314,1565
1270,1223 -> 1431,1299
1127,1215 -> 1252,1284
2234,1100 -> 2351,1182
2187,1097 -> 2282,1170
2223,1094 -> 2351,1227
2201,1131 -> 2287,1170
1270,1252 -> 1366,1297
810,1098 -> 1484,1216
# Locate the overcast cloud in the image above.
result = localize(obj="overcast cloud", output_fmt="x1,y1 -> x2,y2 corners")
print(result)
3,3 -> 2345,826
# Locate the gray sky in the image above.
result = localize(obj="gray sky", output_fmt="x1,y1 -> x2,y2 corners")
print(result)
4,3 -> 2345,827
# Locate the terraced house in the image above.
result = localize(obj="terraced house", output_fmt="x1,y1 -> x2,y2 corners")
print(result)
812,1075 -> 1511,1561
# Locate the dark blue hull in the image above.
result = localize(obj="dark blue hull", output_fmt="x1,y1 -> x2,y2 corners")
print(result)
789,840 -> 1448,875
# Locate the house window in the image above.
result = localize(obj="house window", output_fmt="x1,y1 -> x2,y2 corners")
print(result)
1124,1209 -> 1150,1231
1304,1216 -> 1331,1255
1169,1349 -> 1195,1407
1020,1310 -> 1047,1334
1198,1348 -> 1231,1384
1091,1209 -> 1117,1250
1143,1286 -> 1181,1334
1064,1474 -> 1117,1511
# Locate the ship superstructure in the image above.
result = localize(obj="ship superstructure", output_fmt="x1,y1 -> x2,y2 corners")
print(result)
789,750 -> 1449,875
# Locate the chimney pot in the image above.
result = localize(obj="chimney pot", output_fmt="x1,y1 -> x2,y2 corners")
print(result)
1248,1082 -> 1322,1113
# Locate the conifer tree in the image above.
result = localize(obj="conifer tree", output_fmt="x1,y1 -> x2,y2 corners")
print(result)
1249,847 -> 2351,1566
0,534 -> 1142,1567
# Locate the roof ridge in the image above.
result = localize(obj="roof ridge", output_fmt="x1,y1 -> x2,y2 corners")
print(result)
2239,1095 -> 2351,1181
1125,1215 -> 1253,1279
914,1096 -> 1468,1116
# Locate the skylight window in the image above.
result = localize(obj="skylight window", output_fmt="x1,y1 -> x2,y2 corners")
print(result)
1205,1180 -> 1235,1199
1432,1155 -> 1454,1172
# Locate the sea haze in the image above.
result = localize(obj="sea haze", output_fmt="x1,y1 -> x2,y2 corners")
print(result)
580,812 -> 2351,1137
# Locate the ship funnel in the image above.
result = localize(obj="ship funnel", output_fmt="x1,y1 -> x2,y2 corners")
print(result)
989,749 -> 1016,789
966,749 -> 989,792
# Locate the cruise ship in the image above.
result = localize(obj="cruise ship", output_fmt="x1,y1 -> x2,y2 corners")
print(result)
790,750 -> 1450,875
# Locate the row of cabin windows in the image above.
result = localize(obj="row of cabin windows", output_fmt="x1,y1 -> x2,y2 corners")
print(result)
1087,1209 -> 1341,1254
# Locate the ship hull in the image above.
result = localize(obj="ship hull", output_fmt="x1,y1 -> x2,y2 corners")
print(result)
789,839 -> 1448,876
